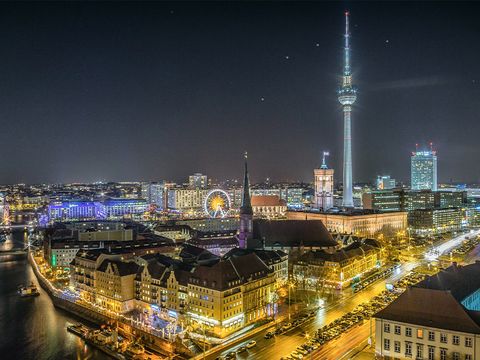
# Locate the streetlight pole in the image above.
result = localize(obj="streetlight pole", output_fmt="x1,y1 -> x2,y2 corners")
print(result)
288,283 -> 291,321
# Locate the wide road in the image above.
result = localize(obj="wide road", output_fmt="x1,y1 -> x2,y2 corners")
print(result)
206,262 -> 417,360
426,230 -> 480,261
312,321 -> 373,360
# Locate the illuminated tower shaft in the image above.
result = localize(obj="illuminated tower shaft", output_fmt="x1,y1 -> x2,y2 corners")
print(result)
338,11 -> 357,208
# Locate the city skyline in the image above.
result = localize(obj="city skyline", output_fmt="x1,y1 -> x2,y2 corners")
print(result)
0,2 -> 479,184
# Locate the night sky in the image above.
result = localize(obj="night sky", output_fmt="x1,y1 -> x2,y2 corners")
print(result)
1,2 -> 479,185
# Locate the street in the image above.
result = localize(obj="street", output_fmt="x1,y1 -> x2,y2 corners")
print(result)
206,262 -> 417,360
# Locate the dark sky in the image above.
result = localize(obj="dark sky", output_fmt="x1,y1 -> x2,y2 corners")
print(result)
1,2 -> 479,185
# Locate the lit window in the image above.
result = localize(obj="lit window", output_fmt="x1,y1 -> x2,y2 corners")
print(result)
453,335 -> 460,345
465,337 -> 472,347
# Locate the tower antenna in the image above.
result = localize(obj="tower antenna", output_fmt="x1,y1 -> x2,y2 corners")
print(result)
321,151 -> 330,169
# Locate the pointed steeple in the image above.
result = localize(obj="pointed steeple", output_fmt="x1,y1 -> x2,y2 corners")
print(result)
240,151 -> 253,215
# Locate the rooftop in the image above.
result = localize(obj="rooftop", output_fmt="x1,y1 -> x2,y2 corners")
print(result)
249,219 -> 337,248
375,262 -> 480,334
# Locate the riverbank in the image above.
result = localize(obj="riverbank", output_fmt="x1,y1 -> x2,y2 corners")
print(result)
28,251 -> 187,359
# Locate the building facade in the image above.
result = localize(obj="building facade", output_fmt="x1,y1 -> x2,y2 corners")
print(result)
408,207 -> 464,236
189,173 -> 208,189
314,152 -> 334,211
251,195 -> 287,218
411,150 -> 438,191
294,239 -> 384,289
377,175 -> 396,190
287,210 -> 407,237
375,263 -> 480,360
141,182 -> 166,209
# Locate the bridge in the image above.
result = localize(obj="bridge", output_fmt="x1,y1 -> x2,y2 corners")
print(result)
0,249 -> 27,256
0,224 -> 38,230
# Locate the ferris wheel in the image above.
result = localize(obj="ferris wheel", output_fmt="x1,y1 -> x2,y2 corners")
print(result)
204,189 -> 231,218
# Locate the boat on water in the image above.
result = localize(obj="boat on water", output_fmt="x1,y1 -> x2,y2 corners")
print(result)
67,324 -> 90,338
18,282 -> 40,297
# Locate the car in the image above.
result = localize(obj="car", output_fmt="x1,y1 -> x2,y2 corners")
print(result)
264,332 -> 274,339
290,352 -> 303,359
236,346 -> 247,354
246,340 -> 256,349
297,348 -> 309,355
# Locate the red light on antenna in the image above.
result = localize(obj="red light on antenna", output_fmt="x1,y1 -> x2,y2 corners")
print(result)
345,10 -> 350,16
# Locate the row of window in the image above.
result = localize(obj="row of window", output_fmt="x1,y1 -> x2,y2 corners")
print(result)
384,339 -> 471,360
384,323 -> 472,347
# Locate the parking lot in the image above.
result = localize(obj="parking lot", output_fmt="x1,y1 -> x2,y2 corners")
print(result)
278,271 -> 427,360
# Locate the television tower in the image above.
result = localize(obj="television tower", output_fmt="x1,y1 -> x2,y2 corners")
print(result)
338,11 -> 357,208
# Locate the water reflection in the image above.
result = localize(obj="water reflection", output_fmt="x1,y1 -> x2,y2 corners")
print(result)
0,230 -> 109,360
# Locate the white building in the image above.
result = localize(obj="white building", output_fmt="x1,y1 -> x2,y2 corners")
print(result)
141,182 -> 165,209
314,154 -> 334,210
375,262 -> 480,360
189,173 -> 208,189
167,188 -> 210,211
411,150 -> 438,191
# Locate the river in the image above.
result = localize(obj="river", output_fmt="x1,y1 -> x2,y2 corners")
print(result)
0,230 -> 109,360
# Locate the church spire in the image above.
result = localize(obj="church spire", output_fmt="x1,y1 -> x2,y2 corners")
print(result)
240,151 -> 253,215
238,151 -> 253,249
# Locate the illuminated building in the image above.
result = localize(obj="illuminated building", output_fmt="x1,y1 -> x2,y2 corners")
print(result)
189,173 -> 208,189
72,250 -> 123,303
411,148 -> 438,191
101,198 -> 148,218
403,190 -> 435,210
48,201 -> 98,221
314,152 -> 334,210
435,191 -> 467,208
363,189 -> 466,212
47,198 -> 148,221
377,175 -> 396,190
224,247 -> 288,288
363,191 -> 402,212
375,263 -> 480,360
95,259 -> 139,313
294,238 -> 384,289
337,11 -> 357,208
238,153 -> 253,249
251,195 -> 287,218
251,186 -> 306,209
141,182 -> 166,209
408,207 -> 463,236
134,251 -> 276,338
287,210 -> 407,237
71,244 -> 175,303
167,188 -> 210,212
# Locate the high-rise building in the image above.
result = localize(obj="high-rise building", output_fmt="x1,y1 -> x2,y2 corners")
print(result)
376,175 -> 396,190
337,11 -> 357,208
141,182 -> 165,209
411,149 -> 437,191
314,151 -> 334,210
189,173 -> 208,189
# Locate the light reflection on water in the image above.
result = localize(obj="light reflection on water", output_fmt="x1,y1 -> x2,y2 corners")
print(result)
0,230 -> 109,360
